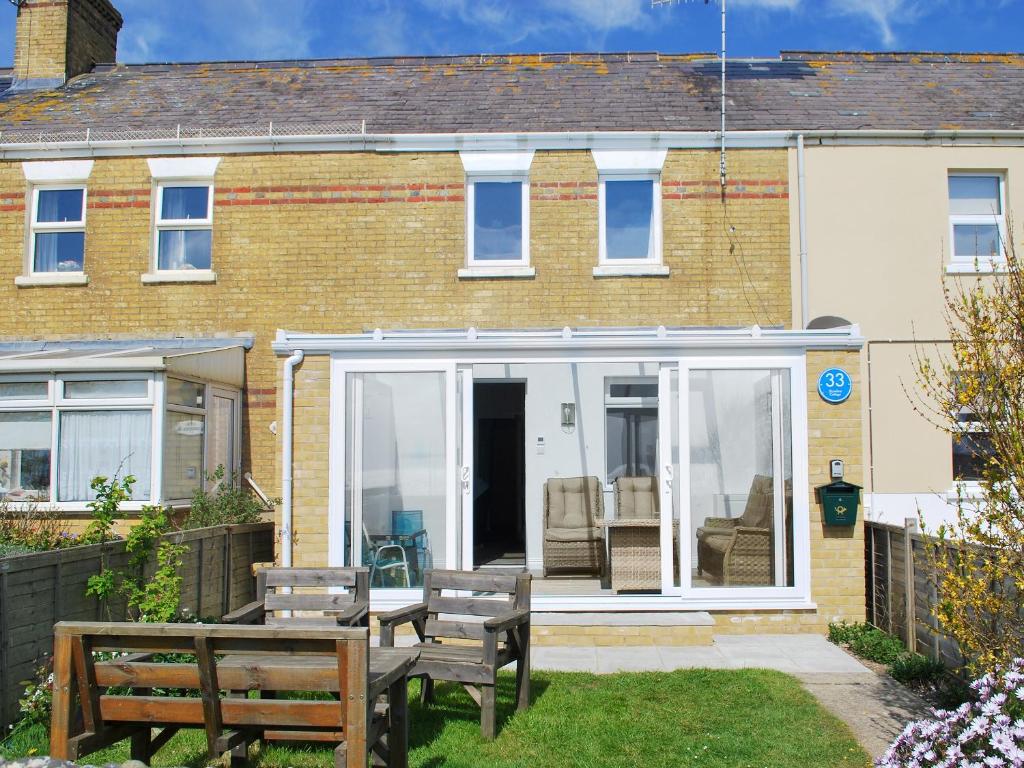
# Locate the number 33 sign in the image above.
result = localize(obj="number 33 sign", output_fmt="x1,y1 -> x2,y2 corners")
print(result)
818,368 -> 852,404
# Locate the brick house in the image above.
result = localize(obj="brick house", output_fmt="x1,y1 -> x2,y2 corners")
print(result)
1,0 -> 1019,643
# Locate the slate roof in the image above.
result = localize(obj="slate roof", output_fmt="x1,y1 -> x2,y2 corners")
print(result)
0,51 -> 1022,137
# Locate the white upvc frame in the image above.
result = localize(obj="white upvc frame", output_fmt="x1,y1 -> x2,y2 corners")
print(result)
208,385 -> 243,485
463,175 -> 531,272
675,353 -> 812,607
597,173 -> 665,272
603,375 -> 659,488
26,185 -> 88,276
947,171 -> 1007,272
146,180 -> 216,282
328,359 -> 460,604
161,374 -> 208,506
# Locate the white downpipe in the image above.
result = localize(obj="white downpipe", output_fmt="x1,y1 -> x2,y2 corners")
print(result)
797,134 -> 809,329
280,349 -> 304,569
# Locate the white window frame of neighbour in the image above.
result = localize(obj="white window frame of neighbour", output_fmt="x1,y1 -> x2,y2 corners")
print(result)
947,172 -> 1007,273
162,375 -> 208,505
146,181 -> 216,282
591,150 -> 668,277
604,376 -> 660,487
458,150 -> 535,279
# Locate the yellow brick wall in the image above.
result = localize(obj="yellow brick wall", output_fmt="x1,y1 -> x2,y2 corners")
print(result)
0,148 -> 791,495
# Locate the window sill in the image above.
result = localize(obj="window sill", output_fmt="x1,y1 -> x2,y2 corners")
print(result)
946,262 -> 1006,275
458,266 -> 535,279
946,483 -> 984,502
142,270 -> 217,284
593,264 -> 670,278
15,273 -> 89,287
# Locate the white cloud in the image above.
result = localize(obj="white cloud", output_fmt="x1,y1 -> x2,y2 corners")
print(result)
825,0 -> 927,47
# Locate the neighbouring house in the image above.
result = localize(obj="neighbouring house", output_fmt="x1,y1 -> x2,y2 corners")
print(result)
1,0 -> 1019,643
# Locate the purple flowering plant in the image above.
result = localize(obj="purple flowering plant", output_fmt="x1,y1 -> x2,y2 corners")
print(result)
878,658 -> 1024,767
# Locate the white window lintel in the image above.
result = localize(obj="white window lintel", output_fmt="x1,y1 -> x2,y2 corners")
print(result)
460,150 -> 534,175
22,160 -> 94,183
592,150 -> 667,174
147,157 -> 222,180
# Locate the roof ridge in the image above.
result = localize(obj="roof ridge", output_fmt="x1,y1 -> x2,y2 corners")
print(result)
782,50 -> 1024,63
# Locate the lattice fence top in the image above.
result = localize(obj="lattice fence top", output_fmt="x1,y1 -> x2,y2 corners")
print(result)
0,120 -> 367,145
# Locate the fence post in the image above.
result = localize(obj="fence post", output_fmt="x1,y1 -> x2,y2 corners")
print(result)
0,567 -> 8,729
885,529 -> 893,634
904,517 -> 918,653
222,527 -> 232,617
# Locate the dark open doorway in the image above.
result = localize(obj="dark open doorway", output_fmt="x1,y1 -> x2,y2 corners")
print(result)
473,382 -> 526,568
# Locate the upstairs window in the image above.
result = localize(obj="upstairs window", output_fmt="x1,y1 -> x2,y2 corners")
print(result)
30,187 -> 86,274
459,151 -> 534,278
948,173 -> 1005,268
155,184 -> 213,272
601,177 -> 658,263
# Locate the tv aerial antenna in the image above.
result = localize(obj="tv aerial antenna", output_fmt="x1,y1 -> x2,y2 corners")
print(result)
652,0 -> 727,189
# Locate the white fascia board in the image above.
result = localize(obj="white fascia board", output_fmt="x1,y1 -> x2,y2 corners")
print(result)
272,325 -> 865,356
0,357 -> 167,373
460,150 -> 535,174
591,149 -> 668,173
147,156 -> 221,179
22,159 -> 94,182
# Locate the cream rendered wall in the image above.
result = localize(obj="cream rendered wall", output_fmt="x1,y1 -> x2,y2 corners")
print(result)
794,145 -> 1024,516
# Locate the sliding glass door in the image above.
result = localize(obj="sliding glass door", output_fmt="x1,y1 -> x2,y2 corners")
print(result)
679,357 -> 808,601
333,363 -> 457,592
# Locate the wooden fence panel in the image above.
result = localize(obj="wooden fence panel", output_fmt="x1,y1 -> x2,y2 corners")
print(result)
0,522 -> 273,731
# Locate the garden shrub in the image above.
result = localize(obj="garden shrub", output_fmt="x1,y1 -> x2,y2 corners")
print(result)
828,621 -> 907,665
0,498 -> 74,553
878,657 -> 1024,767
889,652 -> 945,685
184,465 -> 274,529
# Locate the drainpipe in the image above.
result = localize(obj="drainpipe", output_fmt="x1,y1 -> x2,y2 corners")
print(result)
797,134 -> 810,329
280,349 -> 304,569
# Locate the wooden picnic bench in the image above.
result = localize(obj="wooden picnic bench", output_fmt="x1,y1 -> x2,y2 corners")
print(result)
50,621 -> 417,768
222,567 -> 371,627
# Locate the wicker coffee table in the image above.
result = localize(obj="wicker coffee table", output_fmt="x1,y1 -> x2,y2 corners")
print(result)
599,518 -> 666,592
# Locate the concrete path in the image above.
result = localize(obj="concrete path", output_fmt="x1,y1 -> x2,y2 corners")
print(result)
532,634 -> 932,760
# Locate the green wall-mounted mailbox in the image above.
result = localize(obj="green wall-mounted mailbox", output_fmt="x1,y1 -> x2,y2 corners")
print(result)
816,481 -> 862,527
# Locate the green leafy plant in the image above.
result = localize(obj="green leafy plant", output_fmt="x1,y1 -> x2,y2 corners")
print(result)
889,652 -> 945,684
0,497 -> 74,554
829,621 -> 947,687
123,538 -> 187,623
79,474 -> 135,546
184,465 -> 274,529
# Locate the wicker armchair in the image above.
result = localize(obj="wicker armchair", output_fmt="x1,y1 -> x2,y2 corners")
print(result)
543,476 -> 605,576
614,476 -> 659,519
696,474 -> 775,586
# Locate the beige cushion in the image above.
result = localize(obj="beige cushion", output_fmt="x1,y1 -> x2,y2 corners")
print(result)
739,474 -> 775,529
545,526 -> 602,542
545,476 -> 602,529
702,535 -> 731,554
615,476 -> 658,519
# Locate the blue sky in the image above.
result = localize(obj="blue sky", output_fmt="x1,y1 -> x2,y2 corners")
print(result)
1,1 -> 1022,66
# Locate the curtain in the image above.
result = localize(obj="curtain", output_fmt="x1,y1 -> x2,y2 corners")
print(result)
58,410 -> 152,501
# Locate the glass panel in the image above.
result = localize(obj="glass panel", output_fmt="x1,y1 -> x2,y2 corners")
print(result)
348,371 -> 446,588
34,232 -> 84,272
57,410 -> 152,501
689,369 -> 793,589
164,411 -> 204,500
953,224 -> 1001,260
953,432 -> 992,482
609,382 -> 658,399
606,407 -> 658,482
605,179 -> 654,260
0,382 -> 47,400
160,186 -> 209,220
36,189 -> 84,223
207,395 -> 235,487
473,181 -> 523,261
167,378 -> 204,409
0,412 -> 52,501
949,176 -> 1001,216
157,229 -> 212,271
64,379 -> 148,399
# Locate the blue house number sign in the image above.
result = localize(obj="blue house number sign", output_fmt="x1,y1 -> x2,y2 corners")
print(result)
818,368 -> 852,404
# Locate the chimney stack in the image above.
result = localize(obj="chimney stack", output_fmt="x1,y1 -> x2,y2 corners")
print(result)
11,0 -> 123,90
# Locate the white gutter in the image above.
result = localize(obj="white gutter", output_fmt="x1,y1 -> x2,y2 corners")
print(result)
4,128 -> 1024,160
280,349 -> 304,569
797,134 -> 809,329
272,325 -> 864,357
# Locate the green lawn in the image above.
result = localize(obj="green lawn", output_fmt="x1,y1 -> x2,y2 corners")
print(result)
1,669 -> 869,768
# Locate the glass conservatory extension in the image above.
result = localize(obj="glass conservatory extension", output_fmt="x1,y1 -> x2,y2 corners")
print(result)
274,325 -> 863,611
0,341 -> 245,512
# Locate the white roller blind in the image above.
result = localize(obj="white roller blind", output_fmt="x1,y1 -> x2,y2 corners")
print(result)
0,413 -> 51,450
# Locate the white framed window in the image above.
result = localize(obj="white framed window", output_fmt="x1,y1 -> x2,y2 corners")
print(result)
605,377 -> 659,484
459,151 -> 534,278
948,172 -> 1006,271
29,186 -> 87,275
144,157 -> 220,284
592,150 -> 668,277
163,376 -> 206,502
